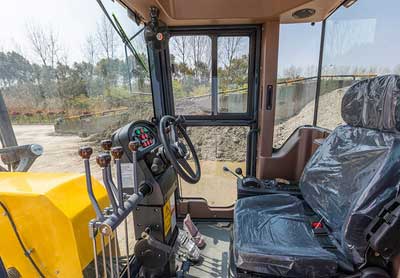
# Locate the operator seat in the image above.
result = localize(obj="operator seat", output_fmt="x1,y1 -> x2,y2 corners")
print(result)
233,75 -> 400,277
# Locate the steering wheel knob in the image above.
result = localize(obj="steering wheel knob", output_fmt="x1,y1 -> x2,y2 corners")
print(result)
79,146 -> 93,159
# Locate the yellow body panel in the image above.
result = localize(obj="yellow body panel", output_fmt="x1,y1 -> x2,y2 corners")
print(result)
0,172 -> 109,278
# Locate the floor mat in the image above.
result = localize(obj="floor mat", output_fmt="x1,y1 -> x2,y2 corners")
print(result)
185,222 -> 231,278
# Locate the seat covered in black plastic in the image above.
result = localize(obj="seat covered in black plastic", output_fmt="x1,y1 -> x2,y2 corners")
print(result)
234,75 -> 400,277
234,194 -> 338,277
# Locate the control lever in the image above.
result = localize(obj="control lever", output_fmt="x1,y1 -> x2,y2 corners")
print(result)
235,167 -> 244,178
223,166 -> 242,179
79,146 -> 104,220
97,153 -> 119,215
128,141 -> 140,194
100,139 -> 119,200
111,146 -> 125,210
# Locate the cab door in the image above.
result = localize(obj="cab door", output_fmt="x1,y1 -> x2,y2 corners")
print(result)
163,26 -> 261,213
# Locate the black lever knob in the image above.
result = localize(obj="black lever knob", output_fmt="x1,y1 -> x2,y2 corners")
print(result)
101,139 -> 113,151
235,168 -> 243,176
96,153 -> 111,168
111,146 -> 124,160
79,146 -> 93,159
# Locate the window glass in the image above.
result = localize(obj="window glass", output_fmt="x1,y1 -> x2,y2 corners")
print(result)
0,0 -> 153,176
318,0 -> 400,130
169,35 -> 212,115
217,36 -> 250,113
179,126 -> 248,206
274,23 -> 321,148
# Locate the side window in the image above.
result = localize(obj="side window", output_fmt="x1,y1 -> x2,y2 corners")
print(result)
318,0 -> 400,130
169,35 -> 212,116
274,23 -> 322,149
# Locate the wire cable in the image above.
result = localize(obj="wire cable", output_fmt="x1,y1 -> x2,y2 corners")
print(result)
0,201 -> 46,278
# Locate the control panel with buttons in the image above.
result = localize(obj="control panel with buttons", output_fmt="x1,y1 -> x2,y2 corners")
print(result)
133,126 -> 156,150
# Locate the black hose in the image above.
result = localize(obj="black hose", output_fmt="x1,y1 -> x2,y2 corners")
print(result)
0,201 -> 46,278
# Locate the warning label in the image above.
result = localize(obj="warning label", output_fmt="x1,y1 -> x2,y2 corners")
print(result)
163,193 -> 176,237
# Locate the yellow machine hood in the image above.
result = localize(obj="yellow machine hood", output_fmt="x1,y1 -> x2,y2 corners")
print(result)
0,172 -> 108,278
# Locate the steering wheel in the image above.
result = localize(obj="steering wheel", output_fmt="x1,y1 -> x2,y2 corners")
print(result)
159,115 -> 201,184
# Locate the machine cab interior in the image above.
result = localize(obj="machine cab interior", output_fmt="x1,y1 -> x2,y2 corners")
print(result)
1,0 -> 400,277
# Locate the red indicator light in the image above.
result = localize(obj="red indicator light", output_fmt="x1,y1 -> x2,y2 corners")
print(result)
311,222 -> 323,229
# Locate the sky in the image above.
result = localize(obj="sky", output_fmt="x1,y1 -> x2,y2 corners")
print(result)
0,0 -> 105,63
278,0 -> 400,77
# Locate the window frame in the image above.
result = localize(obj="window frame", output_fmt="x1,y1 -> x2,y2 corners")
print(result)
166,25 -> 260,124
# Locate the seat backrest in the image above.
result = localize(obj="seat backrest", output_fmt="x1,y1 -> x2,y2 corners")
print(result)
300,75 -> 400,266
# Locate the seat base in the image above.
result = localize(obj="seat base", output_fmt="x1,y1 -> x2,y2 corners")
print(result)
233,194 -> 339,277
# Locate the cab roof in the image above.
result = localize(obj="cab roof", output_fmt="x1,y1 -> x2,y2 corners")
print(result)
119,0 -> 344,26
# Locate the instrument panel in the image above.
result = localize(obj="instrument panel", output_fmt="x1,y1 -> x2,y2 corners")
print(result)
112,120 -> 159,162
132,126 -> 156,151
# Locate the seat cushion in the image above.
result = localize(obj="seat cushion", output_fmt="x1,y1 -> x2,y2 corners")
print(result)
234,194 -> 338,277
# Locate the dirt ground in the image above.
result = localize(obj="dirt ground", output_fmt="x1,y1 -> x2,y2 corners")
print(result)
12,125 -> 239,206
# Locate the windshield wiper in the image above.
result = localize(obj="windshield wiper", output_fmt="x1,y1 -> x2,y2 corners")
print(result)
95,0 -> 148,73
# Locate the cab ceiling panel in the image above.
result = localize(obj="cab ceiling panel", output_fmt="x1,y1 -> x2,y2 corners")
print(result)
120,0 -> 343,25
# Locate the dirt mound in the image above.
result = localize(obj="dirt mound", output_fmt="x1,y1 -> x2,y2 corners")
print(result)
274,87 -> 346,147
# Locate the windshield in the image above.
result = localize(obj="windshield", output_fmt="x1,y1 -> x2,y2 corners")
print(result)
0,0 -> 153,176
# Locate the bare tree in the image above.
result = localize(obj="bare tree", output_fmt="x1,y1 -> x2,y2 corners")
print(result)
26,22 -> 61,68
283,66 -> 303,79
189,36 -> 211,67
96,15 -> 118,60
84,34 -> 98,65
170,36 -> 189,65
220,37 -> 243,68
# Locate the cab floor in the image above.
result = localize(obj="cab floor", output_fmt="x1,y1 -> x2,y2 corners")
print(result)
183,222 -> 232,278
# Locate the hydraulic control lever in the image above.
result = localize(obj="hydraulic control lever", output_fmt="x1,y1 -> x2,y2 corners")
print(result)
128,141 -> 140,195
111,146 -> 125,211
99,140 -> 151,234
101,139 -> 119,200
97,153 -> 119,215
79,146 -> 104,221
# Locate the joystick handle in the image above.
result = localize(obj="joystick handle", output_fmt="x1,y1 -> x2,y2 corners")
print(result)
101,140 -> 112,151
96,153 -> 111,168
79,146 -> 93,159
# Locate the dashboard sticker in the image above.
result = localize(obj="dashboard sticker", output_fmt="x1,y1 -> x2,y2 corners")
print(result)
120,163 -> 134,189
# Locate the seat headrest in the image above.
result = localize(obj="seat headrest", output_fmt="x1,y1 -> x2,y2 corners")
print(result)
341,75 -> 400,133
